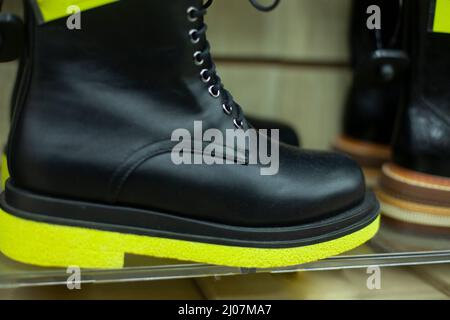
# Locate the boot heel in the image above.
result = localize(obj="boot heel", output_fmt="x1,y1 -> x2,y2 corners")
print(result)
0,209 -> 126,268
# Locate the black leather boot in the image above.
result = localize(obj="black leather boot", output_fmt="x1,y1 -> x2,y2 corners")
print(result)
377,0 -> 450,228
0,0 -> 379,269
334,0 -> 407,186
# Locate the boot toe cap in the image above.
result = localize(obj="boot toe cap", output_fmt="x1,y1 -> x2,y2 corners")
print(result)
263,148 -> 366,226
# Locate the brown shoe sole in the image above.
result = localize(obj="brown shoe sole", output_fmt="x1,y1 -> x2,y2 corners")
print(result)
376,163 -> 450,228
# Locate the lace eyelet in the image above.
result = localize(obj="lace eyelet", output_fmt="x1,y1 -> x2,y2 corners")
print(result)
222,103 -> 233,115
187,7 -> 199,22
233,118 -> 244,129
200,69 -> 211,83
208,85 -> 220,98
189,29 -> 200,44
193,51 -> 204,66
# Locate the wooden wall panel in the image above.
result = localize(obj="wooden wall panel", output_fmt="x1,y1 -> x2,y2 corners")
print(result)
208,0 -> 351,62
207,0 -> 353,149
0,62 -> 16,149
216,63 -> 351,149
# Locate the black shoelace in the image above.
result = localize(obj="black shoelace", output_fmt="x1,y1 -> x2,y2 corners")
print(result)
187,0 -> 280,129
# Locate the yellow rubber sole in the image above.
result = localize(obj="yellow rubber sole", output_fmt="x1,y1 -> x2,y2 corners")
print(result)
0,208 -> 380,269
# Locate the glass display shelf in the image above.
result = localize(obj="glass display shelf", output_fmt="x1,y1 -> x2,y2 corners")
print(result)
0,218 -> 449,289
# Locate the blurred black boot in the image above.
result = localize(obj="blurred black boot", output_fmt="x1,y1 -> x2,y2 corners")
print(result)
378,0 -> 450,228
334,0 -> 407,186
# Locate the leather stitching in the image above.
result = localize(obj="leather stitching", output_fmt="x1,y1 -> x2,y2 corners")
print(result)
108,139 -> 177,203
109,139 -> 249,203
108,138 -> 171,199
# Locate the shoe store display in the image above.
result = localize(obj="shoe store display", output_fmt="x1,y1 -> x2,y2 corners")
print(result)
0,0 -> 379,269
377,0 -> 450,229
334,0 -> 407,187
1,0 -> 449,301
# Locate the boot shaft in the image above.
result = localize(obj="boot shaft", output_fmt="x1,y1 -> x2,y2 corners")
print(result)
18,0 -> 210,112
9,0 -> 242,200
405,0 -> 450,112
350,0 -> 403,68
342,0 -> 405,145
392,0 -> 450,177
